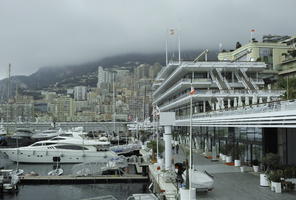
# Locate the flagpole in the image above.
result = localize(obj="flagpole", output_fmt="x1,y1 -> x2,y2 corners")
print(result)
189,84 -> 193,199
178,29 -> 181,65
166,29 -> 168,66
156,105 -> 160,161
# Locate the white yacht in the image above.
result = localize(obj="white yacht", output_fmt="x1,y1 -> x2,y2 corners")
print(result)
0,128 -> 118,163
11,128 -> 35,139
31,128 -> 63,140
0,141 -> 118,164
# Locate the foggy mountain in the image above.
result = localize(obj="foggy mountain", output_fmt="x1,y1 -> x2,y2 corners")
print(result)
0,50 -> 218,101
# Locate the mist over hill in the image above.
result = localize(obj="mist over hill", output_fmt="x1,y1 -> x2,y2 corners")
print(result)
0,50 -> 218,101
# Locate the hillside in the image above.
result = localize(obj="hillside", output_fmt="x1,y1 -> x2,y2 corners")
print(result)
0,50 -> 218,101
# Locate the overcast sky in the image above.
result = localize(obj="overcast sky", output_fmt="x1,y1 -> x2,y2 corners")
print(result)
0,0 -> 295,79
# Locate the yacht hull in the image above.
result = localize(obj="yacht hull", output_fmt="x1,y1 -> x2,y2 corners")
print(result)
0,148 -> 117,164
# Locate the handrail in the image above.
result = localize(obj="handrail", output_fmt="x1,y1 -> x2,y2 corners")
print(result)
176,99 -> 296,120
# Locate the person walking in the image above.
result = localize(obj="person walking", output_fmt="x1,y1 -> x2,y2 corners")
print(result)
176,144 -> 179,154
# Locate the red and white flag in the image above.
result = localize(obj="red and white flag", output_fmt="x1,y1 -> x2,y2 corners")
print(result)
189,86 -> 196,95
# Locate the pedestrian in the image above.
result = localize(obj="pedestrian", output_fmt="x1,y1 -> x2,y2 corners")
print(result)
176,144 -> 179,154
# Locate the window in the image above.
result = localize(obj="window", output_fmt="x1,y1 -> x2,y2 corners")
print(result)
44,143 -> 57,146
59,134 -> 73,137
55,145 -> 88,150
50,137 -> 66,141
31,143 -> 43,146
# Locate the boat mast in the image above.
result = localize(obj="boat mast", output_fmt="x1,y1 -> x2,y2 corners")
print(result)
6,64 -> 11,123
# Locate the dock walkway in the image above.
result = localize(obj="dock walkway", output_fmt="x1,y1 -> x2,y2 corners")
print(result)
19,175 -> 148,184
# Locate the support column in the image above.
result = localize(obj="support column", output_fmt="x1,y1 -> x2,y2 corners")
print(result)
164,125 -> 172,170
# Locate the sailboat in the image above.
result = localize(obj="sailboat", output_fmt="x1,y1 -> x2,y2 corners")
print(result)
11,137 -> 24,176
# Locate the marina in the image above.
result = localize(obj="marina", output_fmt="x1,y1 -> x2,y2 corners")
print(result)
0,1 -> 296,199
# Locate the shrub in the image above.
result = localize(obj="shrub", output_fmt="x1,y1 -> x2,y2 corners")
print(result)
262,153 -> 280,171
252,159 -> 259,166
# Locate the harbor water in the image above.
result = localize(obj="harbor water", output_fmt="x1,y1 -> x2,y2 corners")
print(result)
0,161 -> 148,200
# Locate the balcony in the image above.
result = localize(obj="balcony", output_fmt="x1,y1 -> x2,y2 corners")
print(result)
175,99 -> 296,128
158,89 -> 285,111
153,78 -> 212,104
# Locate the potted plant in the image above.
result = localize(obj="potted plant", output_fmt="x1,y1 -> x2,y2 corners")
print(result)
268,170 -> 283,193
147,140 -> 164,165
261,153 -> 280,187
234,145 -> 244,167
219,146 -> 226,161
252,160 -> 260,172
223,144 -> 233,163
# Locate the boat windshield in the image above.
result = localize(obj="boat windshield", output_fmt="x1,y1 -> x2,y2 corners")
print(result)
31,142 -> 57,146
55,145 -> 88,150
59,133 -> 73,137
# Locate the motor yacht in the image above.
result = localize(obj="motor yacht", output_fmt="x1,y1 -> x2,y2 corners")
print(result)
11,128 -> 35,139
0,128 -> 118,163
6,128 -> 35,147
31,128 -> 63,140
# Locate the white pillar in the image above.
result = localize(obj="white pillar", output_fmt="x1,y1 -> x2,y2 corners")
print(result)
252,95 -> 257,105
238,96 -> 243,107
259,97 -> 263,104
221,99 -> 225,110
227,99 -> 231,108
164,125 -> 172,170
234,97 -> 238,107
245,96 -> 249,106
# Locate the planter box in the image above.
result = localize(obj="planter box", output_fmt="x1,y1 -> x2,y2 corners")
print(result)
225,156 -> 232,163
234,160 -> 241,167
271,181 -> 275,191
274,182 -> 282,193
253,165 -> 259,172
260,174 -> 269,187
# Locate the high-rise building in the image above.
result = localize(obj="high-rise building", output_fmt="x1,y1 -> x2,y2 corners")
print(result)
97,66 -> 114,88
74,86 -> 87,101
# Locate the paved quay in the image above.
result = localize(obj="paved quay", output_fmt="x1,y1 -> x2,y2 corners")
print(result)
172,145 -> 296,200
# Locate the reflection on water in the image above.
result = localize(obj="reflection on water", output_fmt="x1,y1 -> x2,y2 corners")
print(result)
0,183 -> 148,200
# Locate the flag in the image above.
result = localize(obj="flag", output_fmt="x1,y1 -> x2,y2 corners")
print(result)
169,29 -> 175,35
189,86 -> 196,95
251,29 -> 255,32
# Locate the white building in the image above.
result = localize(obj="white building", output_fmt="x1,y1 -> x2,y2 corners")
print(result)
74,86 -> 87,101
97,66 -> 114,88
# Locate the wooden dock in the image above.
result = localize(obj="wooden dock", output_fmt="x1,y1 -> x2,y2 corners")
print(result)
19,175 -> 149,184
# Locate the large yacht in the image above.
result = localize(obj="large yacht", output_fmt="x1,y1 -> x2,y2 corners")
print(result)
0,128 -> 117,163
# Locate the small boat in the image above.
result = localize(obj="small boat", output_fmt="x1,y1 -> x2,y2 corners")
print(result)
11,169 -> 24,176
182,169 -> 214,192
0,169 -> 19,193
48,168 -> 63,176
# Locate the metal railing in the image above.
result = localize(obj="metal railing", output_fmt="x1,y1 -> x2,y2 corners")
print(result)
176,99 -> 296,120
159,89 -> 285,110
